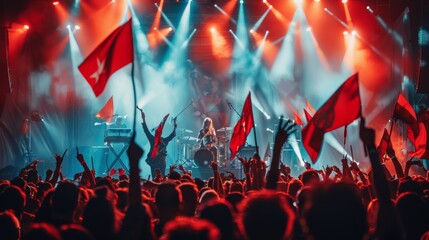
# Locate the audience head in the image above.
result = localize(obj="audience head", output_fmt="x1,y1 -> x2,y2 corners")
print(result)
22,223 -> 62,240
60,224 -> 93,240
0,185 -> 26,220
178,182 -> 199,217
155,181 -> 182,219
303,182 -> 367,240
301,170 -> 320,186
199,200 -> 236,240
239,190 -> 295,240
395,192 -> 429,240
52,181 -> 80,217
161,217 -> 220,240
82,195 -> 116,240
0,211 -> 20,240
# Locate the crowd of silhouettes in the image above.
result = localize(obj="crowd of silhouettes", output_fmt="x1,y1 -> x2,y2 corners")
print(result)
1,117 -> 429,240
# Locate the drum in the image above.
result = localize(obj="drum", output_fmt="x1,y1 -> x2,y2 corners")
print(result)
194,148 -> 214,167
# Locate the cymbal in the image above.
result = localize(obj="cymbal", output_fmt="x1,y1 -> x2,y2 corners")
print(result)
177,128 -> 193,133
217,127 -> 233,132
182,136 -> 198,141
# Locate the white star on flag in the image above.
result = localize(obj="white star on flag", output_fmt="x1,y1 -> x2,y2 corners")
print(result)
90,58 -> 105,83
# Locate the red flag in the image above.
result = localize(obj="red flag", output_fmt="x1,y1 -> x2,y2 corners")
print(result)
302,73 -> 362,163
377,128 -> 391,159
230,93 -> 254,160
393,94 -> 419,145
78,19 -> 134,97
96,96 -> 114,123
292,109 -> 303,125
393,94 -> 417,124
152,114 -> 170,158
409,109 -> 429,159
304,108 -> 313,123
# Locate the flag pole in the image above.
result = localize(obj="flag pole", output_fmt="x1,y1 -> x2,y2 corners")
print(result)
130,18 -> 137,136
250,92 -> 259,156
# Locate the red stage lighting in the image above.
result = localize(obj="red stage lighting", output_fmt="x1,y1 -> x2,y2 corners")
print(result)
53,1 -> 59,6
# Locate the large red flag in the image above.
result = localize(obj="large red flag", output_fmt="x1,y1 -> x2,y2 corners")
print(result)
409,109 -> 429,159
230,93 -> 254,160
152,114 -> 170,158
393,94 -> 419,145
302,73 -> 362,163
78,19 -> 133,97
393,94 -> 417,124
96,96 -> 114,123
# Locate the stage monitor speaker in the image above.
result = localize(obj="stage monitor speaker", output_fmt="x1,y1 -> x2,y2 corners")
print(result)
239,146 -> 257,159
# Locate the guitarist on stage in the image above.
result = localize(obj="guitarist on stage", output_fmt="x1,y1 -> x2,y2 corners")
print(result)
140,110 -> 177,178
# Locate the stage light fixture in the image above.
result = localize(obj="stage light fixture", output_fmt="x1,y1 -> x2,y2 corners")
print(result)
342,0 -> 347,3
53,1 -> 59,5
66,24 -> 71,29
294,0 -> 303,6
306,26 -> 312,32
249,29 -> 254,33
314,0 -> 320,2
168,27 -> 173,31
366,6 -> 373,13
240,0 -> 244,4
210,27 -> 216,33
351,30 -> 357,35
74,25 -> 80,31
343,31 -> 349,35
262,0 -> 267,3
23,25 -> 30,30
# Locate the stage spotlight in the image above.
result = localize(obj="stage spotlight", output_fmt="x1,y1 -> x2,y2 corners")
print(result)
294,0 -> 303,6
111,0 -> 115,2
249,29 -> 254,33
366,6 -> 373,13
352,30 -> 357,35
262,0 -> 267,3
210,27 -> 216,33
342,0 -> 347,3
168,27 -> 173,31
266,30 -> 269,34
154,27 -> 157,31
23,25 -> 30,30
306,26 -> 312,32
240,0 -> 244,4
74,25 -> 80,31
314,0 -> 320,2
52,1 -> 59,5
324,7 -> 328,11
66,24 -> 71,29
343,31 -> 349,35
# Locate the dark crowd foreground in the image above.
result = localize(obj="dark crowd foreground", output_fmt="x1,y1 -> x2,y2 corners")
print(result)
1,118 -> 429,240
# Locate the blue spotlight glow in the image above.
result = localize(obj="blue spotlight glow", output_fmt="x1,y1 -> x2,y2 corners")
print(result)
251,5 -> 271,32
154,3 -> 176,31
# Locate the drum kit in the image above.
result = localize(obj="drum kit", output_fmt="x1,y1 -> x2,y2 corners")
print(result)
176,127 -> 233,168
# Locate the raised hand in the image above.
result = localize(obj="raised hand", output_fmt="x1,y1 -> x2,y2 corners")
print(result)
76,147 -> 85,163
118,168 -> 125,176
126,133 -> 144,166
55,149 -> 68,166
349,161 -> 360,172
275,117 -> 297,148
169,164 -> 177,173
359,118 -> 375,146
178,164 -> 186,174
109,168 -> 117,177
386,144 -> 396,158
325,165 -> 333,176
210,161 -> 219,172
238,157 -> 251,174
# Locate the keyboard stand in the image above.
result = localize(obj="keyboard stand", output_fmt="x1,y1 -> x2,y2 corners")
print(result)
106,142 -> 129,173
